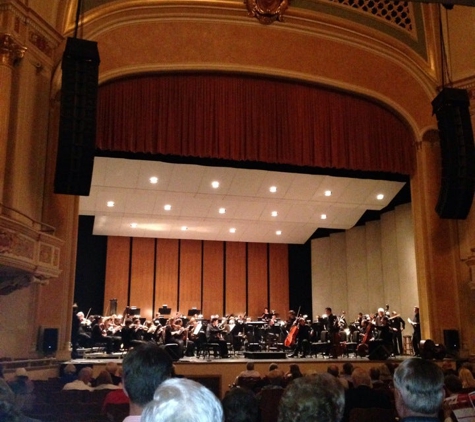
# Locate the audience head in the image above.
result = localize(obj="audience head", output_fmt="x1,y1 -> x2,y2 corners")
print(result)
444,374 -> 463,395
393,358 -> 444,418
96,370 -> 113,386
342,362 -> 353,376
369,367 -> 380,381
459,367 -> 475,388
141,377 -> 224,422
63,364 -> 77,375
78,367 -> 93,385
246,361 -> 255,371
268,363 -> 279,372
122,342 -> 173,409
327,365 -> 339,378
288,364 -> 303,378
105,361 -> 118,375
351,367 -> 371,388
278,373 -> 344,422
222,387 -> 259,422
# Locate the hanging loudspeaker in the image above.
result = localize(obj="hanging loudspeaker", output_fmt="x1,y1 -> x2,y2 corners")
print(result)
431,88 -> 475,219
54,37 -> 100,196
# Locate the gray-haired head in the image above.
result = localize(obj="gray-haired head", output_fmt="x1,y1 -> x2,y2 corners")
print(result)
141,377 -> 224,422
393,358 -> 444,417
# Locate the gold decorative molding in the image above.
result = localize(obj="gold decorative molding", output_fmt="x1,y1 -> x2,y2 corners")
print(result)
244,0 -> 290,24
0,33 -> 26,66
0,209 -> 63,295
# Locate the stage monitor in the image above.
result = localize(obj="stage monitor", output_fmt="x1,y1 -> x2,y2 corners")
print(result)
188,308 -> 201,316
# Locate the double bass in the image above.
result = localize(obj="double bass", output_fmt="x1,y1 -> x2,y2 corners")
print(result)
284,307 -> 301,348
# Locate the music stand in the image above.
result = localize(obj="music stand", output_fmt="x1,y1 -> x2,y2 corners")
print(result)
159,306 -> 171,315
188,308 -> 200,317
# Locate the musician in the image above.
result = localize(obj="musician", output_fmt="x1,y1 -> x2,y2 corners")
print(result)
288,318 -> 310,358
410,306 -> 421,356
374,308 -> 386,327
261,308 -> 271,322
373,316 -> 394,354
206,317 -> 229,358
324,307 -> 340,358
164,318 -> 186,358
286,310 -> 297,333
339,311 -> 348,330
91,316 -> 121,354
390,311 -> 405,355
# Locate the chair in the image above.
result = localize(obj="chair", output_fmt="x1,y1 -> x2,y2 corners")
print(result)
259,388 -> 285,422
349,407 -> 396,422
104,402 -> 129,422
236,376 -> 262,392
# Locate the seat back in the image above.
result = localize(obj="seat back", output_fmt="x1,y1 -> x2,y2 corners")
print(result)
349,407 -> 396,422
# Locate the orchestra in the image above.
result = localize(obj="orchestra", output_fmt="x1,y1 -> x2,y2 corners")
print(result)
72,303 -> 415,360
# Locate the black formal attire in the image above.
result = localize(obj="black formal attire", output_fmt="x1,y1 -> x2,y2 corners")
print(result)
325,313 -> 340,357
412,312 -> 421,355
164,325 -> 185,357
206,323 -> 229,358
391,315 -> 405,355
91,323 -> 118,354
289,323 -> 310,357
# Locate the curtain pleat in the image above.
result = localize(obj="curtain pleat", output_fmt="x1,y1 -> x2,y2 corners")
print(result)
96,73 -> 415,175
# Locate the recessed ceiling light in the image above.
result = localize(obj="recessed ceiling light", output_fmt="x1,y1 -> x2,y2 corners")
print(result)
229,228 -> 236,233
130,223 -> 138,228
376,194 -> 385,200
271,211 -> 278,217
181,226 -> 188,231
211,181 -> 220,189
269,186 -> 277,193
321,214 -> 327,220
276,230 -> 282,235
164,204 -> 172,211
107,201 -> 115,207
219,208 -> 226,214
324,190 -> 332,197
149,176 -> 158,184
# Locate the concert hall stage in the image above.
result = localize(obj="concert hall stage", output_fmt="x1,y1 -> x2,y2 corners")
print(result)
65,353 -> 443,399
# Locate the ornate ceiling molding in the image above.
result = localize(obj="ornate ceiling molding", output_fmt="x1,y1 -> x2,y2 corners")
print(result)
244,0 -> 290,24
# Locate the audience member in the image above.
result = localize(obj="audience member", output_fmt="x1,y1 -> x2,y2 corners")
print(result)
235,362 -> 261,383
8,368 -> 35,412
278,373 -> 344,422
102,387 -> 129,415
63,367 -> 94,391
343,367 -> 392,421
284,364 -> 303,386
393,358 -> 444,421
106,362 -> 122,386
141,377 -> 224,422
0,364 -> 14,405
222,387 -> 259,422
458,367 -> 475,389
121,342 -> 173,421
442,374 -> 464,422
341,362 -> 354,388
60,364 -> 77,386
95,370 -> 121,390
369,366 -> 384,388
327,365 -> 349,390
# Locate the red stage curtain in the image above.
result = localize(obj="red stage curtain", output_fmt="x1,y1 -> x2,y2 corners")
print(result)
96,73 -> 415,175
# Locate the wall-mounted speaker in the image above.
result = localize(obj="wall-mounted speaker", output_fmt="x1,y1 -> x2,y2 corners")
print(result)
54,37 -> 100,196
42,327 -> 58,355
443,329 -> 460,351
431,88 -> 475,219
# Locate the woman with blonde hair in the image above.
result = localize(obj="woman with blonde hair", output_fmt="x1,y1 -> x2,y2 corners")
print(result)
458,367 -> 475,389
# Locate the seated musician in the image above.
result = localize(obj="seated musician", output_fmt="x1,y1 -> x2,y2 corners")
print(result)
206,317 -> 229,358
164,318 -> 186,357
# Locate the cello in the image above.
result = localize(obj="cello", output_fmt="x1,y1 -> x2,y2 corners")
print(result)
284,307 -> 301,348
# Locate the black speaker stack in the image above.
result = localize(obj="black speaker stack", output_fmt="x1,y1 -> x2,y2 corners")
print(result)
54,37 -> 100,196
42,327 -> 59,355
431,88 -> 475,219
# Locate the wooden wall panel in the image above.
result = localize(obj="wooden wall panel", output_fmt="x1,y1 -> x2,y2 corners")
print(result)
247,243 -> 268,319
202,241 -> 224,318
104,236 -> 130,315
179,240 -> 202,315
130,238 -> 155,319
225,242 -> 247,316
155,239 -> 179,315
269,244 -> 289,316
